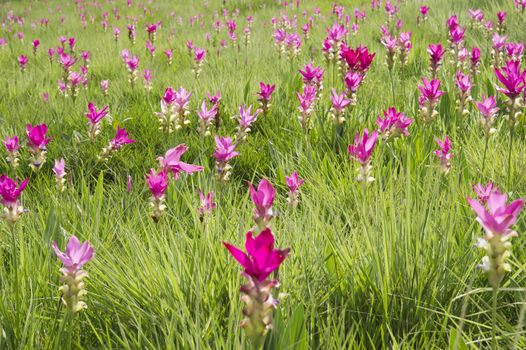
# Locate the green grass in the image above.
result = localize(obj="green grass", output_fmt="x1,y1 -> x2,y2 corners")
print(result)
1,0 -> 526,348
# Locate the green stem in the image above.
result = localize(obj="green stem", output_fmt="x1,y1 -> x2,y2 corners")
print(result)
481,135 -> 489,180
10,223 -> 20,335
507,125 -> 514,190
492,286 -> 499,350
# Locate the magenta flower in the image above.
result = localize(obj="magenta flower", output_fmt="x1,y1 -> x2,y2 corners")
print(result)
59,53 -> 77,70
197,100 -> 217,135
495,60 -> 526,100
110,126 -> 135,149
330,88 -> 351,124
427,44 -> 445,74
473,183 -> 497,204
455,71 -> 472,96
468,191 -> 523,237
344,71 -> 363,94
497,11 -> 506,25
299,62 -> 324,88
194,48 -> 206,62
340,44 -> 375,73
326,23 -> 347,43
100,80 -> 109,95
257,82 -> 275,110
52,235 -> 94,273
198,190 -> 216,217
146,169 -> 168,199
85,103 -> 109,135
449,26 -> 465,45
420,6 -> 429,17
418,78 -> 444,107
157,144 -> 203,179
0,175 -> 28,206
377,107 -> 413,140
26,123 -> 50,150
237,104 -> 261,134
249,178 -> 276,227
146,40 -> 155,57
348,129 -> 378,182
434,135 -> 453,173
476,96 -> 499,119
18,55 -> 28,71
126,55 -> 139,71
3,136 -> 20,153
213,135 -> 238,162
285,170 -> 304,207
223,228 -> 290,282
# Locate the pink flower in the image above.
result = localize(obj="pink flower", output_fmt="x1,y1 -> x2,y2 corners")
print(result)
326,23 -> 348,43
174,87 -> 192,112
0,175 -> 28,206
286,171 -> 304,193
213,136 -> 239,162
3,136 -> 20,153
420,6 -> 429,16
377,107 -> 412,139
344,71 -> 363,93
348,128 -> 378,165
455,71 -> 472,93
497,11 -> 506,25
208,91 -> 221,106
299,62 -> 324,86
237,104 -> 261,129
257,82 -> 275,103
249,178 -> 275,223
340,44 -> 375,73
194,47 -> 206,62
18,55 -> 28,70
476,96 -> 499,118
126,56 -> 139,71
146,169 -> 168,199
198,190 -> 216,216
157,144 -> 203,179
26,124 -> 50,150
447,15 -> 459,32
146,40 -> 155,56
223,228 -> 290,282
434,135 -> 453,173
53,158 -> 66,178
330,88 -> 351,112
381,34 -> 398,51
52,235 -> 94,273
492,33 -> 507,51
110,126 -> 135,149
449,26 -> 465,45
468,9 -> 484,23
427,44 -> 445,66
59,53 -> 76,69
418,78 -> 444,106
32,39 -> 40,48
473,183 -> 497,204
467,191 -> 524,236
85,102 -> 109,125
495,60 -> 526,99
197,100 -> 217,123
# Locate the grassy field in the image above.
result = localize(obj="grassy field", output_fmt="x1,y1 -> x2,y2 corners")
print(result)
1,0 -> 526,348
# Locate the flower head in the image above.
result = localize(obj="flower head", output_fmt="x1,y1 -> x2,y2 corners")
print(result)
213,136 -> 239,162
377,107 -> 412,139
85,102 -> 109,125
494,60 -> 526,99
0,175 -> 27,206
157,144 -> 203,179
257,82 -> 275,103
223,228 -> 290,282
146,169 -> 168,199
427,44 -> 445,66
26,123 -> 50,150
53,158 -> 66,178
285,171 -> 304,193
476,96 -> 499,118
249,178 -> 275,224
418,78 -> 444,106
468,191 -> 524,236
198,190 -> 216,216
110,126 -> 135,149
473,183 -> 497,204
3,136 -> 20,153
52,235 -> 94,273
434,135 -> 453,173
348,128 -> 378,165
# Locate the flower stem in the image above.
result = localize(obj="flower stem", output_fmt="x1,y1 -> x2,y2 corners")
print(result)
507,125 -> 514,190
481,135 -> 489,180
492,286 -> 499,350
10,223 -> 20,332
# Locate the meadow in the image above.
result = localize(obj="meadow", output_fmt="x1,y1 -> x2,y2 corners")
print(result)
1,0 -> 526,348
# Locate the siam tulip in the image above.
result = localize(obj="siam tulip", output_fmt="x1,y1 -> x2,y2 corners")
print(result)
302,23 -> 311,41
296,85 -> 317,130
127,24 -> 136,45
381,34 -> 398,71
243,27 -> 251,47
48,48 -> 55,64
186,40 -> 195,55
26,123 -> 50,170
192,48 -> 206,77
143,69 -> 152,91
208,91 -> 222,130
376,107 -> 413,141
285,171 -> 304,207
0,175 -> 27,223
198,190 -> 216,219
497,11 -> 506,34
18,55 -> 28,72
468,9 -> 484,28
348,129 -> 378,183
344,71 -> 364,105
427,44 -> 446,78
447,15 -> 459,34
505,42 -> 524,62
113,27 -> 120,42
81,51 -> 90,69
146,40 -> 155,58
85,102 -> 109,139
249,178 -> 276,230
197,100 -> 217,136
470,47 -> 481,78
59,54 -> 76,82
398,32 -> 412,67
299,62 -> 324,97
164,49 -> 173,65
329,88 -> 351,125
418,78 -> 444,123
32,39 -> 40,55
449,26 -> 466,65
100,80 -> 109,96
494,60 -> 526,126
284,33 -> 302,59
256,82 -> 275,115
351,23 -> 359,36
67,71 -> 87,97
223,228 -> 290,348
273,29 -> 287,57
340,44 -> 375,76
52,236 -> 94,315
213,135 -> 239,181
173,87 -> 192,130
467,191 -> 524,289
157,144 -> 203,179
125,55 -> 139,86
418,6 -> 429,24
3,136 -> 20,168
455,71 -> 473,116
476,96 -> 499,137
99,126 -> 135,161
155,87 -> 176,133
491,33 -> 507,68
146,169 -> 168,222
235,104 -> 261,142
434,135 -> 453,174
146,23 -> 157,42
68,37 -> 76,52
53,158 -> 67,192
473,182 -> 497,205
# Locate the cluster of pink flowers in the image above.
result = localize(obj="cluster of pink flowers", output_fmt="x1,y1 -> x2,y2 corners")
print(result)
377,107 -> 412,141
